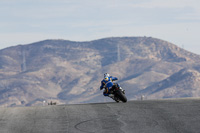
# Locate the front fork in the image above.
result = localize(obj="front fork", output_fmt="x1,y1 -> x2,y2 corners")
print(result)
115,83 -> 125,94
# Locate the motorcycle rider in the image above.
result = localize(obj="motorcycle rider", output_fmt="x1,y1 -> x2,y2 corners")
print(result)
100,73 -> 118,97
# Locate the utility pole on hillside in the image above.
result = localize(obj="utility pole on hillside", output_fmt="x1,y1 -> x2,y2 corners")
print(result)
21,48 -> 26,72
117,43 -> 121,62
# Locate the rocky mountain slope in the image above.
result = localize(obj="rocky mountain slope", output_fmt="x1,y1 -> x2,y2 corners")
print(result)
0,37 -> 200,106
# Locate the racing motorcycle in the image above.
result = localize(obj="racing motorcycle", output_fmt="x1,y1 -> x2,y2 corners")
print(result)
109,83 -> 127,103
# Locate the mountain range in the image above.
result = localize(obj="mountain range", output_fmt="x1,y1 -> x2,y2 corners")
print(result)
0,37 -> 200,106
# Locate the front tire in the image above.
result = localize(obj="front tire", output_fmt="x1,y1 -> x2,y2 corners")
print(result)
116,90 -> 127,103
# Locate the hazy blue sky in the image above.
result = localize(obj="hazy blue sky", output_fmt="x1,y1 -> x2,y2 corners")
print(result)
0,0 -> 200,54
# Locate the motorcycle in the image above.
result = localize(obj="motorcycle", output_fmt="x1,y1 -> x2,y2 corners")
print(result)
109,83 -> 127,103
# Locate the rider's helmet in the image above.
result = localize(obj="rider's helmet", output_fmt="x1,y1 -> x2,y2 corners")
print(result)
104,76 -> 109,81
104,73 -> 110,78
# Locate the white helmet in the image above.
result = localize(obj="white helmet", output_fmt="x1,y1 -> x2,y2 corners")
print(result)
104,73 -> 110,78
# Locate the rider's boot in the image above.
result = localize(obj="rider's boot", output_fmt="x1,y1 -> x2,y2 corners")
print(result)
108,94 -> 114,98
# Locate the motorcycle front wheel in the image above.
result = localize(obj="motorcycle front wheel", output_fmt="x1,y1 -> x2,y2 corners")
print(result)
115,90 -> 127,103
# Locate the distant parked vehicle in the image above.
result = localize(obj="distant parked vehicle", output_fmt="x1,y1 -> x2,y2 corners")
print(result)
48,101 -> 56,105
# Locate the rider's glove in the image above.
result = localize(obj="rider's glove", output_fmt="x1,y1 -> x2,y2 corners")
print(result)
100,86 -> 105,90
100,85 -> 105,90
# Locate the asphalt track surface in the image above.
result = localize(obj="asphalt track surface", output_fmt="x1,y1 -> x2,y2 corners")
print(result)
0,99 -> 200,133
